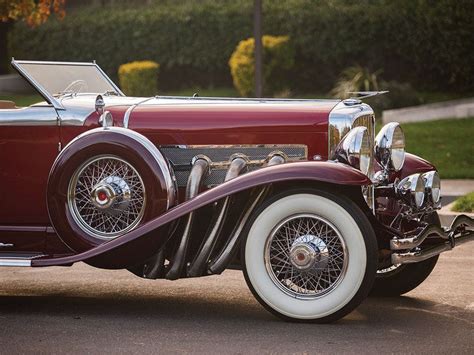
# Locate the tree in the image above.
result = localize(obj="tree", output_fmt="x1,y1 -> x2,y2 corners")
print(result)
0,0 -> 66,27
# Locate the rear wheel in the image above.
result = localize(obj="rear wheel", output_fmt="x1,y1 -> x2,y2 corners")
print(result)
242,189 -> 377,323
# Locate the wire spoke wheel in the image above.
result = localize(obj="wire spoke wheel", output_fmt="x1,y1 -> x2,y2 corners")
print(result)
265,214 -> 348,299
68,155 -> 146,239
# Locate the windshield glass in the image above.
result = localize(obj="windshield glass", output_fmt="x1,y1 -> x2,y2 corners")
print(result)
15,62 -> 119,97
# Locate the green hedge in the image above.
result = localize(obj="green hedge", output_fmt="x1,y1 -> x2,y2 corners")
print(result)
118,60 -> 159,96
8,0 -> 474,93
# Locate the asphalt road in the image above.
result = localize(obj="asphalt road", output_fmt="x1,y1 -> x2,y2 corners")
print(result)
0,243 -> 473,354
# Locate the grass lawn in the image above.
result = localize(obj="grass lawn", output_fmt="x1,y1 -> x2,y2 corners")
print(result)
401,118 -> 474,179
0,94 -> 43,106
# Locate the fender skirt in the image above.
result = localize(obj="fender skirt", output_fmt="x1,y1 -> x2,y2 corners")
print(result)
32,161 -> 371,268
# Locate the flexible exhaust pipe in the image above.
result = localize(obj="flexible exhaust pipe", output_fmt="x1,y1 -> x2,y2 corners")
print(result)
166,156 -> 210,280
208,152 -> 286,275
187,155 -> 248,277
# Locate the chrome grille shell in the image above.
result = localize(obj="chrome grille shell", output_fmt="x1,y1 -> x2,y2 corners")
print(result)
328,101 -> 375,210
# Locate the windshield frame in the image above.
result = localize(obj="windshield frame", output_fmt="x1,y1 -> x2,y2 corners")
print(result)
12,59 -> 124,110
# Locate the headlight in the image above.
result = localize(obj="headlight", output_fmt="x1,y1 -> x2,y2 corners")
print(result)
375,122 -> 405,171
397,173 -> 425,208
334,126 -> 371,176
422,171 -> 441,205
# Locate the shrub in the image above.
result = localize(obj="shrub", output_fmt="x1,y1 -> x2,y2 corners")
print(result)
331,66 -> 421,113
331,66 -> 382,99
118,60 -> 159,97
452,192 -> 474,213
229,35 -> 294,96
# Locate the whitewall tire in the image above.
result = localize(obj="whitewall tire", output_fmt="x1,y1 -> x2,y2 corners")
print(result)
242,189 -> 377,323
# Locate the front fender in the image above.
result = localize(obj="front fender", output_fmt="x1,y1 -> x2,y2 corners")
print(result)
399,152 -> 437,178
33,161 -> 371,267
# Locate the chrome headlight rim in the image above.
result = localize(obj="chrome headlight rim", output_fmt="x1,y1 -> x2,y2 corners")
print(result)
422,170 -> 441,205
334,126 -> 372,176
375,122 -> 406,172
397,173 -> 426,208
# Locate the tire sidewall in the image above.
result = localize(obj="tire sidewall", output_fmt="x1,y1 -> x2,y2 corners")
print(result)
242,188 -> 377,322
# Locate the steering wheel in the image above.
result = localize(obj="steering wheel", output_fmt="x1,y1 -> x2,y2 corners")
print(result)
62,79 -> 88,93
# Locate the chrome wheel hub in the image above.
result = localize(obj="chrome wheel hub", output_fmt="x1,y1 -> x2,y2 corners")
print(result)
68,155 -> 146,239
265,214 -> 348,299
90,176 -> 131,214
289,235 -> 329,271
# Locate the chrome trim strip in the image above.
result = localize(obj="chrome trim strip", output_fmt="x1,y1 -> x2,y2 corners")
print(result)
155,95 -> 339,103
0,106 -> 58,126
0,243 -> 14,248
123,97 -> 155,128
0,258 -> 32,267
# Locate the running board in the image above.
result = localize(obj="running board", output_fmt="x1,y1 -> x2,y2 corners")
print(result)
0,253 -> 47,267
0,258 -> 32,267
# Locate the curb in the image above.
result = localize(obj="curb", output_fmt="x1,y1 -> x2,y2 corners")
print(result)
438,201 -> 474,227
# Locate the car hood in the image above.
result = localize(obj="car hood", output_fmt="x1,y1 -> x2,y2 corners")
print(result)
61,95 -> 339,159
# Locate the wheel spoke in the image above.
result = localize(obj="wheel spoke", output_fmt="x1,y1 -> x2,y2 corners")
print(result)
265,213 -> 348,299
68,155 -> 146,239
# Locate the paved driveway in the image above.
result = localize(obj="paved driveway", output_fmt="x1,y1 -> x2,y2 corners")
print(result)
1,243 -> 473,354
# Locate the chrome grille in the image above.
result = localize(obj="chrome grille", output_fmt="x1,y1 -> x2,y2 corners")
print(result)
352,114 -> 375,178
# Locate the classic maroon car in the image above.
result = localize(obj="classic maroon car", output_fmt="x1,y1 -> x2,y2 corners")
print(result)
0,60 -> 472,322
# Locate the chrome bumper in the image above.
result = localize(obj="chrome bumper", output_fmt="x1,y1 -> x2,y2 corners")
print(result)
391,214 -> 474,265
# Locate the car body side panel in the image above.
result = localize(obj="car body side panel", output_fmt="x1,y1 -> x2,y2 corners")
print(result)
0,125 -> 59,225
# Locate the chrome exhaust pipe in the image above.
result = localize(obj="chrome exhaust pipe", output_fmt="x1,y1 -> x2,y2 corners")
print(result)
166,155 -> 210,280
208,152 -> 286,275
391,214 -> 473,264
187,155 -> 248,277
207,187 -> 267,274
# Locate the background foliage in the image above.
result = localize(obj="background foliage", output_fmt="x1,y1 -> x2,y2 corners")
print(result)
0,0 -> 65,26
229,35 -> 294,96
118,60 -> 159,96
7,0 -> 474,93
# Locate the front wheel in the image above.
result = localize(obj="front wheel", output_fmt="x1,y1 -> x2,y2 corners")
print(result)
242,189 -> 377,323
370,212 -> 441,297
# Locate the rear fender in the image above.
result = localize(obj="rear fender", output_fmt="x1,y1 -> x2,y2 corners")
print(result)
32,161 -> 371,267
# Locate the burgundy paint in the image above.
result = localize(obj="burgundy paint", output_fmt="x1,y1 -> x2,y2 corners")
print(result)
32,161 -> 371,267
128,102 -> 334,161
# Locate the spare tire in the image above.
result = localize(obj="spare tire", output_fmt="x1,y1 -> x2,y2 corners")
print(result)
47,127 -> 176,257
